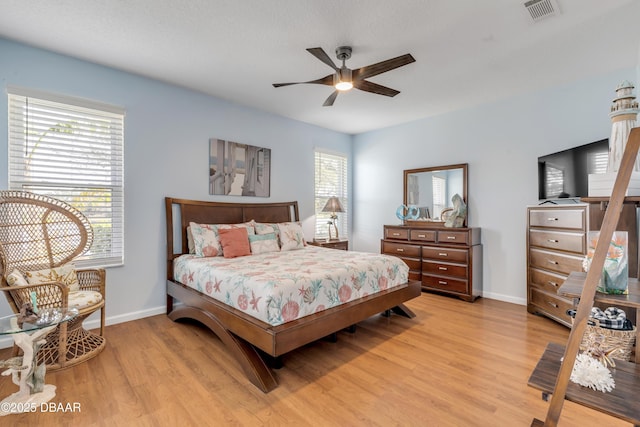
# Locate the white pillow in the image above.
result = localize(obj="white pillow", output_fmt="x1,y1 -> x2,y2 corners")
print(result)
189,222 -> 220,257
5,269 -> 29,286
25,263 -> 80,292
278,222 -> 306,251
248,233 -> 280,254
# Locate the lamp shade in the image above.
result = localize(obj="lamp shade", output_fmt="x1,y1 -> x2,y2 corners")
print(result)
322,197 -> 344,213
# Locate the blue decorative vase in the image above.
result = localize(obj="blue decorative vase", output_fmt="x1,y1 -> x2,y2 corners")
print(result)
396,205 -> 408,223
406,205 -> 419,220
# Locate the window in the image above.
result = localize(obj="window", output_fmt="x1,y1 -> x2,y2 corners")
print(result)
544,163 -> 564,198
432,175 -> 446,220
314,150 -> 348,239
8,87 -> 125,268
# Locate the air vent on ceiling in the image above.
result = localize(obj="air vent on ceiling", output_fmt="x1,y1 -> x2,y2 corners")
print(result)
524,0 -> 560,22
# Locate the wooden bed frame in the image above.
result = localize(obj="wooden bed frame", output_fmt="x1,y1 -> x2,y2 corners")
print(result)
165,197 -> 421,392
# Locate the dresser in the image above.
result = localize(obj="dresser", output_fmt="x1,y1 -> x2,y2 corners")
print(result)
381,225 -> 482,302
526,205 -> 588,326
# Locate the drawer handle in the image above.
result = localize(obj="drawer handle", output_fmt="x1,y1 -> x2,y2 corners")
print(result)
547,217 -> 558,221
438,280 -> 447,285
547,301 -> 558,308
547,281 -> 559,287
446,236 -> 456,240
438,253 -> 448,257
396,248 -> 404,252
547,259 -> 558,265
547,239 -> 559,243
417,234 -> 426,238
392,232 -> 401,236
438,267 -> 448,271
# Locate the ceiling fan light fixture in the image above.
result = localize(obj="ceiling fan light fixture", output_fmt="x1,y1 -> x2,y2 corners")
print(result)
334,67 -> 353,91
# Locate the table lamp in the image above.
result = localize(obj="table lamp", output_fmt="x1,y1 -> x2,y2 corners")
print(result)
322,196 -> 344,240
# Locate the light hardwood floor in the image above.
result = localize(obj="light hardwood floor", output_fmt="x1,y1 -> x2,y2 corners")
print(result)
0,293 -> 630,426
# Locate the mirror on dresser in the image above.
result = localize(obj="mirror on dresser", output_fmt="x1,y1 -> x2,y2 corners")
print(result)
403,163 -> 468,226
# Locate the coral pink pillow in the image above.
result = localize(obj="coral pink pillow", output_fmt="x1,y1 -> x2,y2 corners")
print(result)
218,227 -> 251,258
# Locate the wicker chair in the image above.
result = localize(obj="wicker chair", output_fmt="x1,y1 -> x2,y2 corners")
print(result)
0,190 -> 106,370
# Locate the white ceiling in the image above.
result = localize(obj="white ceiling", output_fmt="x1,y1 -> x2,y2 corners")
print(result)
1,0 -> 639,134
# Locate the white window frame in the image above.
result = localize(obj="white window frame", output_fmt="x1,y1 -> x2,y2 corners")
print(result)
7,87 -> 125,268
314,149 -> 348,240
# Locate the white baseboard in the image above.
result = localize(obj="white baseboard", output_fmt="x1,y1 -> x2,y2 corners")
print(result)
481,291 -> 526,306
0,305 -> 166,349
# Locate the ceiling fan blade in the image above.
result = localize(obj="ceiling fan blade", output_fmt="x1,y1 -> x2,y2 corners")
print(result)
307,47 -> 338,71
273,74 -> 334,88
323,91 -> 339,107
353,80 -> 400,97
352,54 -> 415,81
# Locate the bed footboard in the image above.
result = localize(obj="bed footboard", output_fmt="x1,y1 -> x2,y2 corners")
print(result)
167,278 -> 421,392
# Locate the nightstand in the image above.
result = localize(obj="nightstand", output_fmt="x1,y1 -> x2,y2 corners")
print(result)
309,239 -> 349,251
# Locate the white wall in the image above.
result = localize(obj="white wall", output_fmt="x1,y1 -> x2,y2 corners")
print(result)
352,67 -> 637,304
0,38 -> 352,328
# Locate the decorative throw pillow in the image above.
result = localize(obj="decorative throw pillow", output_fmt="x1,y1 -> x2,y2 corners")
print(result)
25,263 -> 80,292
248,232 -> 280,254
218,227 -> 251,258
190,222 -> 256,257
186,225 -> 196,254
68,290 -> 103,310
189,222 -> 220,257
5,269 -> 29,286
251,221 -> 277,235
278,222 -> 306,251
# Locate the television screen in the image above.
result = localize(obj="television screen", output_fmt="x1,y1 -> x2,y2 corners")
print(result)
538,139 -> 609,200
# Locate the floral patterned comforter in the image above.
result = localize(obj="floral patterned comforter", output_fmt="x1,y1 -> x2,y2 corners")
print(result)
173,246 -> 409,326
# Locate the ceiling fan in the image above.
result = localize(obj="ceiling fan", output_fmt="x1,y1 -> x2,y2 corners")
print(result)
273,46 -> 416,107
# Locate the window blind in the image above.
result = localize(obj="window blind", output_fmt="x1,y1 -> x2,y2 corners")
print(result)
8,89 -> 125,268
314,150 -> 348,239
432,175 -> 446,220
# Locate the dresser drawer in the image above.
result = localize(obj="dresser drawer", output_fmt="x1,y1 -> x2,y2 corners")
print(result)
437,230 -> 469,245
529,267 -> 567,294
385,227 -> 409,240
382,241 -> 420,258
529,248 -> 584,275
410,229 -> 436,242
529,208 -> 585,230
423,261 -> 467,278
422,274 -> 468,294
423,246 -> 468,263
529,229 -> 585,254
529,287 -> 573,324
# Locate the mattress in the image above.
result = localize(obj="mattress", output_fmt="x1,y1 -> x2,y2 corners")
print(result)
173,246 -> 409,326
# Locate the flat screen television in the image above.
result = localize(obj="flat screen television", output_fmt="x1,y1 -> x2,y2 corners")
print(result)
538,138 -> 609,200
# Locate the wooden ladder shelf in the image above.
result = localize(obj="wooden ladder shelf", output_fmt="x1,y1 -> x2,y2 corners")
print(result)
532,127 -> 640,426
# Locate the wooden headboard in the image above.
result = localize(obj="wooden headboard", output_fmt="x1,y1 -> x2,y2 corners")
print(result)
165,197 -> 299,279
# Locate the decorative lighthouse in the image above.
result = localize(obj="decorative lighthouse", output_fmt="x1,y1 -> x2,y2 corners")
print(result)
589,81 -> 640,196
607,80 -> 640,172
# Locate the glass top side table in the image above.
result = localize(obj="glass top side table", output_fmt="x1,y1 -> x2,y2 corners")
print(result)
0,307 -> 77,416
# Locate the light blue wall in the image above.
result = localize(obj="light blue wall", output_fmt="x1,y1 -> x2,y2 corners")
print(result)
1,36 -> 639,323
352,67 -> 637,303
0,38 -> 352,323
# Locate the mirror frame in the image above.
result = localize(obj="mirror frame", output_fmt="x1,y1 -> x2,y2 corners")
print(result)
403,163 -> 468,226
